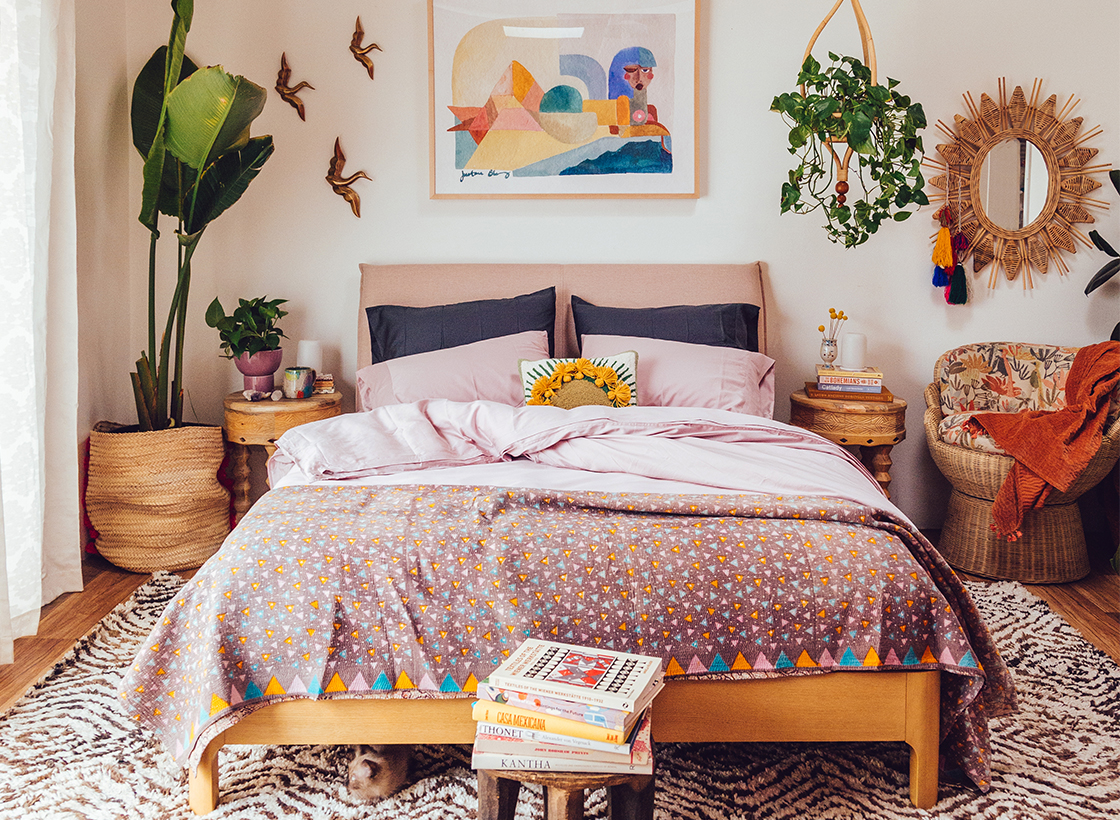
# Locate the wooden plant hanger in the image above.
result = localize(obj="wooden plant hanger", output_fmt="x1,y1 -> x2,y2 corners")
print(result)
801,0 -> 878,198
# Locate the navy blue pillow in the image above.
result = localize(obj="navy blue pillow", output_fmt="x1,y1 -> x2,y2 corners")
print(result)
571,296 -> 760,353
367,287 -> 556,364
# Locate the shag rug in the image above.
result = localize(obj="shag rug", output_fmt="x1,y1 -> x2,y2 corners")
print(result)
0,572 -> 1117,820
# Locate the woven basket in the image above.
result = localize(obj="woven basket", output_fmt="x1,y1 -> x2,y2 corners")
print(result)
86,422 -> 230,573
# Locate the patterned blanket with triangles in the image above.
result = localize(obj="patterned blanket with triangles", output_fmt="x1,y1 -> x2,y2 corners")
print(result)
121,482 -> 1013,790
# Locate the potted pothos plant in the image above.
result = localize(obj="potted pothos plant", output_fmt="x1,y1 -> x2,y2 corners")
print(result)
206,296 -> 289,390
86,0 -> 275,573
771,52 -> 928,248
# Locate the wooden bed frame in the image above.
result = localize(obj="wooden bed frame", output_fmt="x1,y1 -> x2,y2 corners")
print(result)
187,263 -> 941,813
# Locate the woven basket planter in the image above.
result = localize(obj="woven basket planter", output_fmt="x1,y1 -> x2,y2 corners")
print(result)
86,422 -> 230,573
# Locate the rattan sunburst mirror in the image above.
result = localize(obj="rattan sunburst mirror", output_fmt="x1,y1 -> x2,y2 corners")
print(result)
926,79 -> 1111,289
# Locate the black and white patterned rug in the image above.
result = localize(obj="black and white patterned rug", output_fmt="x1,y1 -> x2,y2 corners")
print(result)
0,572 -> 1116,819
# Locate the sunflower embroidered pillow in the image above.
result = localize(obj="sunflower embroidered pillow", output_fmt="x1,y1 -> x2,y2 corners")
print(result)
519,353 -> 638,409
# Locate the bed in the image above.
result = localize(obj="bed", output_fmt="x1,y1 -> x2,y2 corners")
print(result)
120,263 -> 1014,814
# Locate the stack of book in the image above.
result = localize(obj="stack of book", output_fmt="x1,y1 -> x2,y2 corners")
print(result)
808,364 -> 892,402
470,638 -> 663,774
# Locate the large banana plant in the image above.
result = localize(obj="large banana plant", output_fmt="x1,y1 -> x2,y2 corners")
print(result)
130,0 -> 274,430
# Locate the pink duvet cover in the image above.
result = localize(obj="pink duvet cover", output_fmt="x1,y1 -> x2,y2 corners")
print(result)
122,402 -> 1014,792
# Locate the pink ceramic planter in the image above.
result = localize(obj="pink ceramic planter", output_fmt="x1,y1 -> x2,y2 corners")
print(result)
234,348 -> 283,391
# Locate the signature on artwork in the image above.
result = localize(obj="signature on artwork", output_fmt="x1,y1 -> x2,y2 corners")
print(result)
460,169 -> 511,182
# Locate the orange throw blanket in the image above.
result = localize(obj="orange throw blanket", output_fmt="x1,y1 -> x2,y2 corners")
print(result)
971,341 -> 1120,540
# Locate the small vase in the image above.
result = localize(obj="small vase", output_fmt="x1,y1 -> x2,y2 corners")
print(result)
819,338 -> 838,368
234,348 -> 283,391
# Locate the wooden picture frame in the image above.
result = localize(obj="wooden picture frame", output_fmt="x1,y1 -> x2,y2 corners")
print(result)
428,0 -> 699,199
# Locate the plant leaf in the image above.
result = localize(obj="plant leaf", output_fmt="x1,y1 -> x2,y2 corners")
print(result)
131,47 -> 199,159
165,67 -> 268,172
205,297 -> 226,328
135,1 -> 195,230
1085,258 -> 1120,295
1089,229 -> 1118,257
183,137 -> 274,234
846,111 -> 872,151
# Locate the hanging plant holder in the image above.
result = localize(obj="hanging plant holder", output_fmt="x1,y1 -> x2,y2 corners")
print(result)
800,0 -> 876,199
771,0 -> 928,247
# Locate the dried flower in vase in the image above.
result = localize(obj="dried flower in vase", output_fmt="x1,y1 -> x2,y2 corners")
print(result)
817,308 -> 847,367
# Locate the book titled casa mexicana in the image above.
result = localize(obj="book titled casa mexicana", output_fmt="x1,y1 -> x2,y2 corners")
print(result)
488,638 -> 664,712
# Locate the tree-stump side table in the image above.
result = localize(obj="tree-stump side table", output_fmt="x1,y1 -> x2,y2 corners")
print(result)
222,391 -> 342,523
789,388 -> 907,498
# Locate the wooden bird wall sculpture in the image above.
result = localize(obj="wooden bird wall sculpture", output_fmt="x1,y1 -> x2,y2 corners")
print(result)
350,16 -> 382,80
326,138 -> 371,218
275,53 -> 314,120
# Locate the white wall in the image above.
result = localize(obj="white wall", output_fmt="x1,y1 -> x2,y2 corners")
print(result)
75,1 -> 1120,528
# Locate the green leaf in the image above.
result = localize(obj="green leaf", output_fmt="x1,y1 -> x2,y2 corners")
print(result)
182,136 -> 274,234
205,297 -> 226,328
907,102 -> 927,129
135,0 -> 195,232
867,85 -> 890,104
789,124 -> 811,149
131,47 -> 199,159
780,181 -> 801,212
1085,258 -> 1120,295
1089,229 -> 1118,258
846,111 -> 872,151
165,67 -> 267,172
138,130 -> 170,230
811,97 -> 839,118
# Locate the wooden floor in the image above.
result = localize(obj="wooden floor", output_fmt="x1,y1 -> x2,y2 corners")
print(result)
1,537 -> 1117,714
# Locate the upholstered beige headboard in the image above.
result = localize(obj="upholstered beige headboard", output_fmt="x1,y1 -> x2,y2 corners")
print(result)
357,263 -> 768,370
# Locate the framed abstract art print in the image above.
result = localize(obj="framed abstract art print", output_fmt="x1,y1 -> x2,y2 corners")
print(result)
428,0 -> 699,199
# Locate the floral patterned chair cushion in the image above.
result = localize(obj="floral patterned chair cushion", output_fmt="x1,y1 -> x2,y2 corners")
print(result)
935,342 -> 1079,455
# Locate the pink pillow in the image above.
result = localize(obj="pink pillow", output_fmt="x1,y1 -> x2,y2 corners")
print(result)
357,331 -> 550,410
581,335 -> 776,418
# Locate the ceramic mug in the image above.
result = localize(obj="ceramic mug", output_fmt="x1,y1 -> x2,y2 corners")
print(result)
283,367 -> 316,399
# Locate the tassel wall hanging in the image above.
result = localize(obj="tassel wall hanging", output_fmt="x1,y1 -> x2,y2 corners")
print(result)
932,206 -> 953,286
930,205 -> 970,304
947,233 -> 970,304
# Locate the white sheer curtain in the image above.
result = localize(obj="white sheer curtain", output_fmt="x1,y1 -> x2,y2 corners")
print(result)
0,0 -> 81,665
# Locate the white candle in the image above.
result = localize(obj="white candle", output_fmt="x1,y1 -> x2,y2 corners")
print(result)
296,340 -> 323,375
840,332 -> 867,371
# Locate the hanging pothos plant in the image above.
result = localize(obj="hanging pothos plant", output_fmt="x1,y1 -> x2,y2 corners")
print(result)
771,52 -> 928,248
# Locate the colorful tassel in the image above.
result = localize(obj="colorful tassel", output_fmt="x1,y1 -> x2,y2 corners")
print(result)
947,264 -> 968,304
932,227 -> 953,268
932,266 -> 950,287
931,206 -> 954,269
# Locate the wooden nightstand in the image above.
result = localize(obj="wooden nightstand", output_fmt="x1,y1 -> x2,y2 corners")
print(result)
789,388 -> 907,498
223,391 -> 342,523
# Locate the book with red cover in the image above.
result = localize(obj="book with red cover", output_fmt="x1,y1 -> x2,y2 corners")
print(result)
804,382 -> 894,403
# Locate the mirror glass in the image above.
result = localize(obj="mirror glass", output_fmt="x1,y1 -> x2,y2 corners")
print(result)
977,137 -> 1048,231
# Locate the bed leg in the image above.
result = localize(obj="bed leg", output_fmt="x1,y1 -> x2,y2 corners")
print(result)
905,671 -> 940,809
188,737 -> 222,815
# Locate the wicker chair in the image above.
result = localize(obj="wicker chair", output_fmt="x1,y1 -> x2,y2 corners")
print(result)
924,342 -> 1120,584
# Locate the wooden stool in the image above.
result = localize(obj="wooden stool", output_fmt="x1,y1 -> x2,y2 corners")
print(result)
478,769 -> 654,820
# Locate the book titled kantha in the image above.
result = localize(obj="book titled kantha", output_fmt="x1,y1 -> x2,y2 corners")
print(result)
489,638 -> 663,712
